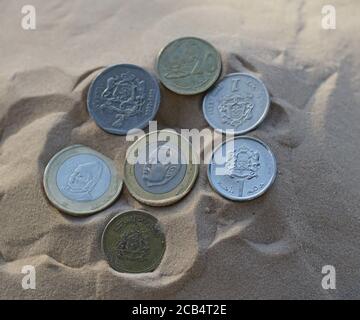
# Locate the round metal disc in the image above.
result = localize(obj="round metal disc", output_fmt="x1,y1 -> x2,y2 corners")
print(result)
87,64 -> 161,135
203,73 -> 270,135
101,210 -> 166,273
43,145 -> 123,215
156,37 -> 222,95
124,130 -> 199,206
208,136 -> 276,201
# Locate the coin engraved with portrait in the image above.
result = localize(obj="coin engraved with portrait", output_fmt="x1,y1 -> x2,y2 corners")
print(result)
124,130 -> 199,206
56,154 -> 111,202
43,145 -> 123,216
134,142 -> 187,194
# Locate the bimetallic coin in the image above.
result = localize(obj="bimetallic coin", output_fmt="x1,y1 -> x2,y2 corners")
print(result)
43,145 -> 122,216
87,64 -> 160,135
203,73 -> 270,135
208,136 -> 276,201
124,130 -> 199,206
156,37 -> 222,95
102,210 -> 166,273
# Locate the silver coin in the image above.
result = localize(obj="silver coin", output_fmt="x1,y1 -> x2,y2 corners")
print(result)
87,64 -> 161,135
134,141 -> 187,194
208,136 -> 276,201
203,73 -> 270,135
124,130 -> 199,206
43,145 -> 123,216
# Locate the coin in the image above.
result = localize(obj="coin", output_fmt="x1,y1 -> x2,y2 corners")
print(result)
203,73 -> 270,135
101,210 -> 166,273
43,145 -> 123,216
208,136 -> 276,201
156,37 -> 222,95
87,64 -> 161,135
124,130 -> 199,206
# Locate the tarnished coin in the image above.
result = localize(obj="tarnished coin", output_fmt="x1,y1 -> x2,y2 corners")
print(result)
87,64 -> 160,135
101,210 -> 166,273
203,73 -> 270,135
43,145 -> 122,216
124,130 -> 199,206
156,37 -> 222,95
208,136 -> 276,201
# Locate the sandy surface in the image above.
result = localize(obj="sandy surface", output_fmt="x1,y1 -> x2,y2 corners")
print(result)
0,0 -> 359,299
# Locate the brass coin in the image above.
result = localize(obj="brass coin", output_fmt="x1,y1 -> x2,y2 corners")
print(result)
101,210 -> 166,273
124,130 -> 199,206
156,37 -> 222,95
43,145 -> 122,216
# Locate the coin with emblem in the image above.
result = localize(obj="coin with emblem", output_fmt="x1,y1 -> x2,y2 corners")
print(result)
124,130 -> 199,206
101,210 -> 166,273
87,64 -> 160,135
203,73 -> 270,135
156,37 -> 222,95
208,136 -> 276,201
43,145 -> 123,216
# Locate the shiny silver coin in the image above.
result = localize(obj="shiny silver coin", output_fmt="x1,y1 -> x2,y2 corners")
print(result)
203,73 -> 270,135
43,145 -> 123,216
208,136 -> 276,201
87,64 -> 161,135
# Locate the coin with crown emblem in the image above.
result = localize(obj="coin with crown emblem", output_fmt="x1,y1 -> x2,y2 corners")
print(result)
87,64 -> 160,135
156,37 -> 222,95
124,130 -> 199,206
208,136 -> 276,201
203,73 -> 270,135
101,210 -> 166,273
43,145 -> 123,216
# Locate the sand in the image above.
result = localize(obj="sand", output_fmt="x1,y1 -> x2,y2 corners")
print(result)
0,0 -> 359,299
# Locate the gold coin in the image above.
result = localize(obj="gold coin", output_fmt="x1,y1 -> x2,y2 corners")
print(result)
124,130 -> 199,206
156,37 -> 222,95
101,210 -> 166,273
43,145 -> 123,216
